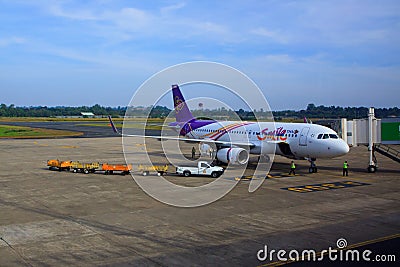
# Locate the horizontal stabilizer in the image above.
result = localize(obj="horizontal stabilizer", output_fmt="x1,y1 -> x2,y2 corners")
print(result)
108,116 -> 120,134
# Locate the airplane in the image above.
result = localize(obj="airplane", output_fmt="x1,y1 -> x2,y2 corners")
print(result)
109,84 -> 349,172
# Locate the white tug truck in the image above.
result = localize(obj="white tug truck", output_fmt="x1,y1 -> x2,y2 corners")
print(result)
176,161 -> 224,178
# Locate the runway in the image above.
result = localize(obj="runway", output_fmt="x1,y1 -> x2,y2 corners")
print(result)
0,121 -> 165,138
0,137 -> 398,266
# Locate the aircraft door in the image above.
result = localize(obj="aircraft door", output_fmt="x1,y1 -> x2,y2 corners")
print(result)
299,127 -> 310,146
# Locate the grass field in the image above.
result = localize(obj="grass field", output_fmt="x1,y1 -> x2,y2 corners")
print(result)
0,125 -> 83,138
79,122 -> 165,130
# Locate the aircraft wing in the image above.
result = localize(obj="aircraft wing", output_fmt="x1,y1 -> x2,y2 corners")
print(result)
265,140 -> 282,144
266,140 -> 290,144
108,116 -> 255,148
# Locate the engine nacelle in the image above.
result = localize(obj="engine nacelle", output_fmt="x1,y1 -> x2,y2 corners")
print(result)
216,148 -> 249,165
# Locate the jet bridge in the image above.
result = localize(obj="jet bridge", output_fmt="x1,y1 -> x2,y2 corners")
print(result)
342,108 -> 400,172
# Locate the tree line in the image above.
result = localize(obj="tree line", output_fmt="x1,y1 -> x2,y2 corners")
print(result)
273,104 -> 400,120
0,103 -> 399,119
0,104 -> 126,117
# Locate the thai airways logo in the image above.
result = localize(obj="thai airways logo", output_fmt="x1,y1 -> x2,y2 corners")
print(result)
174,96 -> 184,113
180,122 -> 194,136
257,127 -> 298,141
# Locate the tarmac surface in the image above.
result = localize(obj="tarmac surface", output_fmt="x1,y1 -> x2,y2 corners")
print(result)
0,136 -> 399,266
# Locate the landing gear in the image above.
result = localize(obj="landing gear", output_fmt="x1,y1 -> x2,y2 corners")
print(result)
308,158 -> 317,173
367,165 -> 377,173
258,155 -> 271,163
367,145 -> 378,173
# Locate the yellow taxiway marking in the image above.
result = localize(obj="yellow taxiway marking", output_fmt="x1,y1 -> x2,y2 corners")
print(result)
33,141 -> 79,149
33,141 -> 48,147
258,233 -> 400,267
135,143 -> 146,146
267,175 -> 286,179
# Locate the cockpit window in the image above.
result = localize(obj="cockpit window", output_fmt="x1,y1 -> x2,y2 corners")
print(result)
318,133 -> 339,139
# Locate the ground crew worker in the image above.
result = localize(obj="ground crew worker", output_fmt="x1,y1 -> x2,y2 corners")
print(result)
192,146 -> 196,159
289,161 -> 296,175
343,161 -> 349,176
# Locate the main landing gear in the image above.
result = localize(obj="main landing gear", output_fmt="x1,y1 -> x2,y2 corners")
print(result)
258,154 -> 271,163
308,158 -> 317,173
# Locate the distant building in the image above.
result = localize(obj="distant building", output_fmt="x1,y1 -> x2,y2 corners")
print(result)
80,112 -> 95,118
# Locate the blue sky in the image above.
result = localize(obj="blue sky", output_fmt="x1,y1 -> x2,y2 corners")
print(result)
0,0 -> 399,110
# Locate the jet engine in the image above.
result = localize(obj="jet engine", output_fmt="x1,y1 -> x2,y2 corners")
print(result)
216,148 -> 249,165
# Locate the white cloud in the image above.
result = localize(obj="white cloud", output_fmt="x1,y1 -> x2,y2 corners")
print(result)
47,3 -> 153,29
250,27 -> 288,43
193,21 -> 227,34
243,53 -> 400,110
262,54 -> 294,64
0,36 -> 25,47
106,7 -> 153,31
160,2 -> 186,15
293,0 -> 400,46
48,4 -> 99,20
41,2 -> 229,42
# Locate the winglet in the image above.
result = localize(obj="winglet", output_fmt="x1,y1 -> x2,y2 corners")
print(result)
108,115 -> 120,134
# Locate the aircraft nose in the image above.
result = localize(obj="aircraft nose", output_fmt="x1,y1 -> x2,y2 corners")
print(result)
328,140 -> 349,157
336,140 -> 350,156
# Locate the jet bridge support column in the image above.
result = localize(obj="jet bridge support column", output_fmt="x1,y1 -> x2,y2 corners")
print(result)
341,118 -> 347,143
368,107 -> 377,173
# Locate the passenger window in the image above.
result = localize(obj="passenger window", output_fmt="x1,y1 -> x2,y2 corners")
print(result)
329,134 -> 338,139
323,134 -> 329,139
317,134 -> 323,139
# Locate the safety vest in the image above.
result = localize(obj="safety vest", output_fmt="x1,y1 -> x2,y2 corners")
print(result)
291,162 -> 296,169
343,162 -> 348,169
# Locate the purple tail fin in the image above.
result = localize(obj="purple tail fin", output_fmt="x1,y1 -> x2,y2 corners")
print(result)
172,84 -> 194,123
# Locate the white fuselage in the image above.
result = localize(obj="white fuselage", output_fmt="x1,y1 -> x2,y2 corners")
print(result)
182,121 -> 349,159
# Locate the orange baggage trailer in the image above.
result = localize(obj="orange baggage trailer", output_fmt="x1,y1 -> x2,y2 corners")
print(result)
102,163 -> 132,175
47,159 -> 72,171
